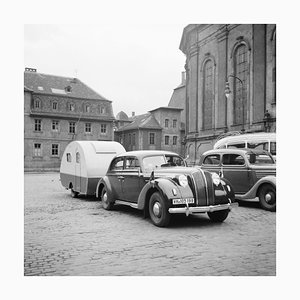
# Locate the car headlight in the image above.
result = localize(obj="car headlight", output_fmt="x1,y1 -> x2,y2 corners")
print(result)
178,175 -> 188,187
212,173 -> 221,186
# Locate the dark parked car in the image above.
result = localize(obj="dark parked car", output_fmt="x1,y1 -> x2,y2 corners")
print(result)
96,150 -> 237,227
200,149 -> 276,211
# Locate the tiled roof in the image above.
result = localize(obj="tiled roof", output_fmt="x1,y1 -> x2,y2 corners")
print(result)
116,113 -> 162,132
116,111 -> 129,121
24,71 -> 110,101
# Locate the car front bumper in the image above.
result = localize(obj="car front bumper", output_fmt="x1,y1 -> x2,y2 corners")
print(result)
168,202 -> 238,216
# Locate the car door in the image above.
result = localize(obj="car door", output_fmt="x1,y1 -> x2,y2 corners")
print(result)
107,157 -> 124,199
121,156 -> 144,203
221,153 -> 251,194
200,154 -> 221,176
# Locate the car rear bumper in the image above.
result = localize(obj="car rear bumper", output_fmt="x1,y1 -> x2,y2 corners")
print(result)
168,202 -> 238,215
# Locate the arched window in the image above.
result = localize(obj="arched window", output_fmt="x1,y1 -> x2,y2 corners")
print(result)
233,44 -> 248,125
203,59 -> 214,130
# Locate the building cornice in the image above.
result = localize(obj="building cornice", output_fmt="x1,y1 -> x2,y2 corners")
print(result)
29,111 -> 115,122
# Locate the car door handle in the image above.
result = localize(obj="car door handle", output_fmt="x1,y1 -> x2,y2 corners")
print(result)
117,176 -> 124,180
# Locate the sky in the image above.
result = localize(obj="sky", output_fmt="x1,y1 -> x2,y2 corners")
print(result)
24,24 -> 187,117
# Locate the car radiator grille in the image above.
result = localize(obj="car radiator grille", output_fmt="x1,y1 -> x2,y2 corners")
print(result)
188,171 -> 214,206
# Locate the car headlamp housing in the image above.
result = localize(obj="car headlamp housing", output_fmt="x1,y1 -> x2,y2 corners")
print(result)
212,172 -> 221,186
178,175 -> 188,188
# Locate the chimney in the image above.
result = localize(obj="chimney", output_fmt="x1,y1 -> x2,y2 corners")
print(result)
25,67 -> 37,72
181,71 -> 186,85
132,112 -> 135,117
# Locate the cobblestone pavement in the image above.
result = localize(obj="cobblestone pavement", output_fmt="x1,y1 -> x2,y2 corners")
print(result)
24,173 -> 276,276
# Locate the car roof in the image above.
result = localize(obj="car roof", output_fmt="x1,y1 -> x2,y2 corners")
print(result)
115,150 -> 180,159
203,148 -> 269,156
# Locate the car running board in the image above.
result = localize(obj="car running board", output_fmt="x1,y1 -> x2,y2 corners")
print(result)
114,200 -> 138,209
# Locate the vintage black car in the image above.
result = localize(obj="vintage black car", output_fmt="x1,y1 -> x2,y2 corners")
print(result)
96,150 -> 237,227
200,148 -> 276,211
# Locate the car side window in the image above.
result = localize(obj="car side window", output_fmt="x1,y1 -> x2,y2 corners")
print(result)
203,154 -> 220,165
124,157 -> 140,169
110,157 -> 124,171
222,154 -> 245,166
165,155 -> 185,166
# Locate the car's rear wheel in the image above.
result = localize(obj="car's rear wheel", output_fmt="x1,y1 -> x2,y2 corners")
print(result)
259,184 -> 276,212
207,209 -> 229,222
70,188 -> 79,198
149,192 -> 170,227
101,187 -> 114,210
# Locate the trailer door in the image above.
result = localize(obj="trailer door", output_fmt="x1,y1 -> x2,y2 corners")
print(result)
75,150 -> 81,192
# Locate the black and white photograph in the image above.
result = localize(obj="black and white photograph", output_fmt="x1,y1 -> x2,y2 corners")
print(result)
2,0 -> 299,299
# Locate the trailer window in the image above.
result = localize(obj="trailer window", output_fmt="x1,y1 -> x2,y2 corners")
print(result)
76,152 -> 80,163
66,153 -> 72,162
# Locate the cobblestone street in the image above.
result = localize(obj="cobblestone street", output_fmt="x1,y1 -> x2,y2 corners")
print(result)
24,173 -> 276,276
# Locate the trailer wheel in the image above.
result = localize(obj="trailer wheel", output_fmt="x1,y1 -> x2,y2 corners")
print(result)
101,187 -> 114,210
70,188 -> 79,198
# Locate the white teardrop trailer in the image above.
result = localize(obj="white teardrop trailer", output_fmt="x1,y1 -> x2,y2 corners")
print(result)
60,141 -> 125,197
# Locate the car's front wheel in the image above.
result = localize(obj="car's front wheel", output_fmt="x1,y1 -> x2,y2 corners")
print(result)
101,187 -> 114,210
149,192 -> 170,227
207,209 -> 229,222
259,184 -> 276,212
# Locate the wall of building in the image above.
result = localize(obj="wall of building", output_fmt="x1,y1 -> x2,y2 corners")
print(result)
24,92 -> 114,171
181,24 -> 276,164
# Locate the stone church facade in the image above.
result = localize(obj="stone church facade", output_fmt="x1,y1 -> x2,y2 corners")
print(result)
179,24 -> 276,164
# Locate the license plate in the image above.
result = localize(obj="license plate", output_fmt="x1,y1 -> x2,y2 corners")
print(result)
173,198 -> 194,205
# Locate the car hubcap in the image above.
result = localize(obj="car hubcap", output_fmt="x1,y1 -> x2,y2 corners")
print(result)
265,193 -> 272,202
153,202 -> 162,218
103,192 -> 108,204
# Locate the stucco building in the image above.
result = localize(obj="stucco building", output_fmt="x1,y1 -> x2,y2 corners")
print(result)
24,68 -> 115,171
115,107 -> 184,155
179,24 -> 276,164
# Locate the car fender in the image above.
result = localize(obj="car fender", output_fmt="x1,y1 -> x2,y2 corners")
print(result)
236,175 -> 276,200
95,176 -> 113,199
137,177 -> 192,210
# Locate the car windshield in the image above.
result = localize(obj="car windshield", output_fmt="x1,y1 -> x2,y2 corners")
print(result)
142,155 -> 185,172
246,153 -> 275,165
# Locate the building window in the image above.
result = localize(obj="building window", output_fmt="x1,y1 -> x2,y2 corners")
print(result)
52,101 -> 58,110
33,143 -> 42,156
34,99 -> 41,109
149,133 -> 155,145
68,103 -> 75,111
100,106 -> 105,114
129,134 -> 132,145
69,122 -> 76,134
173,136 -> 177,145
85,123 -> 91,133
173,119 -> 177,128
132,133 -> 136,146
52,121 -> 59,132
100,124 -> 107,134
165,119 -> 169,128
165,135 -> 169,145
85,104 -> 91,113
234,44 -> 248,125
203,59 -> 214,130
51,144 -> 59,156
34,119 -> 41,131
